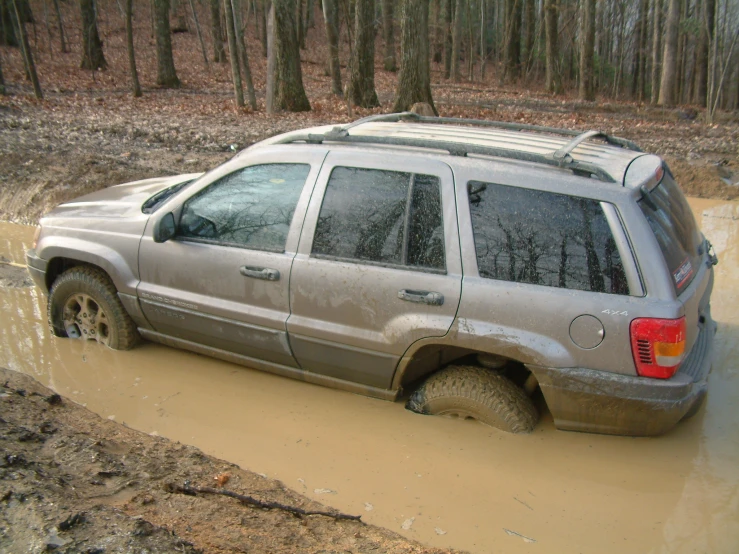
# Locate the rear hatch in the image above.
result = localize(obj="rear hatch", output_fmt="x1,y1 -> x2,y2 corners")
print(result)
636,165 -> 714,360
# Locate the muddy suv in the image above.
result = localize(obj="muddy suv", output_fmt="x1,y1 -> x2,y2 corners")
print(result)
26,113 -> 717,436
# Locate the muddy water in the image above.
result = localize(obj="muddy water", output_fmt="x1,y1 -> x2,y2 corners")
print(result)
2,199 -> 738,553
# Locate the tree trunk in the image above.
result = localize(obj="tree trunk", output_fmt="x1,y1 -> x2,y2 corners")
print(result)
693,0 -> 714,104
232,0 -> 257,109
658,0 -> 679,105
12,0 -> 42,98
0,47 -> 6,94
210,0 -> 226,62
80,0 -> 107,70
523,0 -> 534,72
381,0 -> 396,71
259,0 -> 267,56
650,0 -> 661,104
450,0 -> 463,81
392,0 -> 436,113
52,0 -> 68,52
322,0 -> 342,94
297,0 -> 305,49
443,0 -> 452,78
266,1 -> 275,111
350,0 -> 379,107
154,0 -> 180,86
125,0 -> 142,97
504,0 -> 521,80
273,0 -> 311,111
578,0 -> 595,100
544,0 -> 558,93
188,0 -> 209,69
223,0 -> 244,106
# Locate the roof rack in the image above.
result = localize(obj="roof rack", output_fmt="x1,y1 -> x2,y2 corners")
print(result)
341,112 -> 642,152
273,112 -> 643,183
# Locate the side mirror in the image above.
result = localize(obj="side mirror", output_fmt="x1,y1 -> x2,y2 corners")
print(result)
154,212 -> 176,243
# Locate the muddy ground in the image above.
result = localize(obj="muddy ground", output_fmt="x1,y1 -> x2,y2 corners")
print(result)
0,358 -> 459,554
1,95 -> 738,225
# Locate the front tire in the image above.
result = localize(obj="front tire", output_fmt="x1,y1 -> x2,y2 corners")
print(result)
406,365 -> 539,434
48,266 -> 140,350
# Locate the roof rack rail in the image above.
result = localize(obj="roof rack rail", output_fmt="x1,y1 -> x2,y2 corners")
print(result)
274,127 -> 617,182
339,112 -> 642,153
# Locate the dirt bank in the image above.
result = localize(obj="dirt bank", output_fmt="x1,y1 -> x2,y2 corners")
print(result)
0,366 -> 459,554
1,94 -> 737,224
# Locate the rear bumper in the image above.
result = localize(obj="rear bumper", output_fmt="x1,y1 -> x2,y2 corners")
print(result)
533,317 -> 716,436
25,249 -> 48,293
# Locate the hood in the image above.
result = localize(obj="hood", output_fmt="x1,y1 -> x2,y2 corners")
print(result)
46,174 -> 203,219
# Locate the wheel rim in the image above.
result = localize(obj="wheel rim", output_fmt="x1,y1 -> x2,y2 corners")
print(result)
62,293 -> 111,346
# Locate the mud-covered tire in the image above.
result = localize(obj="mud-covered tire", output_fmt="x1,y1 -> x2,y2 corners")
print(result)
405,365 -> 539,434
48,266 -> 140,350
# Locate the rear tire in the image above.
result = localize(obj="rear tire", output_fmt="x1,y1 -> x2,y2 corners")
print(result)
406,365 -> 539,434
48,266 -> 140,350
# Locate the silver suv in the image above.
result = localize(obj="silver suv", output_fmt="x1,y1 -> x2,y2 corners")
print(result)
26,113 -> 717,436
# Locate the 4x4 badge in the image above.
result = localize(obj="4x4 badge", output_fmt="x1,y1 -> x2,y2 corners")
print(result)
602,309 -> 628,316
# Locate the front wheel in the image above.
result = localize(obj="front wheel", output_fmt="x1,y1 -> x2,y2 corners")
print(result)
48,266 -> 140,350
406,365 -> 539,434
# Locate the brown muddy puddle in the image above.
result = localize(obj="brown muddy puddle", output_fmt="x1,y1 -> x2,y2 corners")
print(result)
2,198 -> 738,553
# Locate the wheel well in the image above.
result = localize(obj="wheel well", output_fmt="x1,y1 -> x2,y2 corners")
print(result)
45,258 -> 106,291
399,344 -> 537,395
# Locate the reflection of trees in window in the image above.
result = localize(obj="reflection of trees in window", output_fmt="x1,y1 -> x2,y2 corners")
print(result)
468,181 -> 628,295
313,167 -> 444,270
179,164 -> 310,252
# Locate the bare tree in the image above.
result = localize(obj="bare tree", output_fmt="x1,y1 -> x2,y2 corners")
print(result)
451,0 -> 463,81
0,50 -> 6,94
504,0 -> 521,80
650,0 -> 662,104
658,0 -> 680,105
52,0 -> 68,53
125,0 -> 142,97
544,0 -> 558,92
393,0 -> 437,113
12,0 -> 42,98
322,0 -> 342,94
80,0 -> 106,70
154,0 -> 180,87
232,0 -> 257,109
578,0 -> 595,100
273,0 -> 310,111
349,0 -> 380,107
210,0 -> 226,62
381,0 -> 396,71
694,0 -> 715,105
223,0 -> 244,106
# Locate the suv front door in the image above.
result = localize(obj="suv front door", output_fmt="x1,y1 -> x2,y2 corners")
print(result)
137,147 -> 327,368
286,151 -> 463,390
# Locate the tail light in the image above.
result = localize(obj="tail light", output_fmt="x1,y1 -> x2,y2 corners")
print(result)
630,316 -> 686,379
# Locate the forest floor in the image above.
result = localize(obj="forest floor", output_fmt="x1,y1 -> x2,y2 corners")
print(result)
1,1 -> 739,223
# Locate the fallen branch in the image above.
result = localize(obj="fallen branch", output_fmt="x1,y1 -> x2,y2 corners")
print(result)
164,483 -> 363,523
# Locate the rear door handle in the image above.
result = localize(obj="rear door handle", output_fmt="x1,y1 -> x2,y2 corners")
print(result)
398,289 -> 444,306
239,265 -> 280,281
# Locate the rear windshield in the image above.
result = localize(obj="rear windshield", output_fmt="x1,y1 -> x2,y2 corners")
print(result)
638,171 -> 703,295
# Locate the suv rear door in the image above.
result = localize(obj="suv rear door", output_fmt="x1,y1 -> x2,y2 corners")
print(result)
286,151 -> 462,390
137,147 -> 327,368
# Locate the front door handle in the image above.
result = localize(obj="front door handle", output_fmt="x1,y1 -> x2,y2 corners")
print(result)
239,265 -> 280,281
398,289 -> 444,306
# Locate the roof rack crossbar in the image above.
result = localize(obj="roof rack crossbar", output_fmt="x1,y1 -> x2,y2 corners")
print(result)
339,112 -> 642,153
276,132 -> 617,182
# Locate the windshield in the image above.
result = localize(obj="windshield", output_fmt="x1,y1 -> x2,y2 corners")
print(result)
638,170 -> 703,295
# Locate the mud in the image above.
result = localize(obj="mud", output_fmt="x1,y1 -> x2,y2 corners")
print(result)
1,197 -> 739,553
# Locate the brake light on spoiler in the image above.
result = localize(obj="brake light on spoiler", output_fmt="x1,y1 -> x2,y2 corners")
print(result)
630,316 -> 687,379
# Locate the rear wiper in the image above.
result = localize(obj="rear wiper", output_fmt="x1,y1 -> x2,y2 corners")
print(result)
639,185 -> 658,210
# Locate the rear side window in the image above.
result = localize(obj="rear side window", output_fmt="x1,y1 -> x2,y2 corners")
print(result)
468,181 -> 629,294
638,171 -> 702,295
312,167 -> 445,271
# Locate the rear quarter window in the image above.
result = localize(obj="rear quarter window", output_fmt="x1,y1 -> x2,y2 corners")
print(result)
638,171 -> 703,295
468,181 -> 629,295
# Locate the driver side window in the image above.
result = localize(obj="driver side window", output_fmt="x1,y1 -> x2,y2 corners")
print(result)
179,163 -> 311,252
